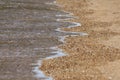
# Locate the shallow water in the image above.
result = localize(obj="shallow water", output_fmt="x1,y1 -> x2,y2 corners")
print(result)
0,0 -> 86,80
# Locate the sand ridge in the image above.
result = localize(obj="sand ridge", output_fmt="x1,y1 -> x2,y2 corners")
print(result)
40,0 -> 120,80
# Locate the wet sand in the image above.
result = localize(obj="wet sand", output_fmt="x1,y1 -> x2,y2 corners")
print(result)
40,0 -> 120,80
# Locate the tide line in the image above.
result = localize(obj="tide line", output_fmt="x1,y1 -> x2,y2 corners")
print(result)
33,60 -> 53,80
33,1 -> 88,80
33,46 -> 67,80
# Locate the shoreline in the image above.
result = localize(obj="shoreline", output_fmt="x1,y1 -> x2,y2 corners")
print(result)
40,0 -> 120,80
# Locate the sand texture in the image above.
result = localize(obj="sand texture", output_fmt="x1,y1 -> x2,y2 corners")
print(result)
40,0 -> 120,80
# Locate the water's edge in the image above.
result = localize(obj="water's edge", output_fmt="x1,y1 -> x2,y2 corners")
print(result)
33,1 -> 88,80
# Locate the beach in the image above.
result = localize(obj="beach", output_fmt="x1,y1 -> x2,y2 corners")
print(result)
0,0 -> 71,80
40,0 -> 120,80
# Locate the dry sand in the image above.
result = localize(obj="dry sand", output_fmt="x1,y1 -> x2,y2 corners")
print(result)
40,0 -> 120,80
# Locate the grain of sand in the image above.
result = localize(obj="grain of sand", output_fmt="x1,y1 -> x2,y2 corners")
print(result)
40,0 -> 120,80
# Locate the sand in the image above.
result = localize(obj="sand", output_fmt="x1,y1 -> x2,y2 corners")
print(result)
40,0 -> 120,80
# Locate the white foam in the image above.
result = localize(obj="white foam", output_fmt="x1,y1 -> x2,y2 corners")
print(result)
56,18 -> 73,21
33,60 -> 53,80
55,13 -> 78,21
45,49 -> 67,59
45,2 -> 55,5
68,22 -> 81,28
45,46 -> 66,59
55,14 -> 75,18
45,1 -> 62,7
55,18 -> 88,36
49,46 -> 58,50
33,46 -> 67,80
55,28 -> 88,36
58,36 -> 67,43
